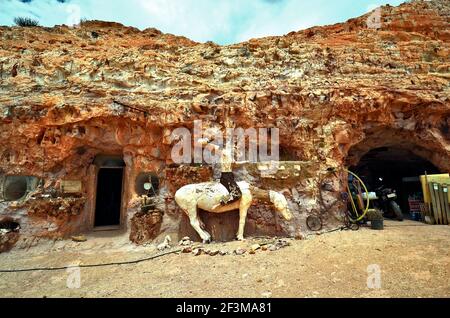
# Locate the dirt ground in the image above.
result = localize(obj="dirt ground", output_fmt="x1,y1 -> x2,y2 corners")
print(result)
0,220 -> 449,298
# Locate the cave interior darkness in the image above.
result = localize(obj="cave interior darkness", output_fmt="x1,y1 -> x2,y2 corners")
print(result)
350,146 -> 441,217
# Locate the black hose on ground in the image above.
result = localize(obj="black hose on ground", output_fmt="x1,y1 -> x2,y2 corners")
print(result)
0,248 -> 182,273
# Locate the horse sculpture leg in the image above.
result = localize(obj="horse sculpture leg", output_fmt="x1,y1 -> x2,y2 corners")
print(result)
237,194 -> 252,241
185,207 -> 212,243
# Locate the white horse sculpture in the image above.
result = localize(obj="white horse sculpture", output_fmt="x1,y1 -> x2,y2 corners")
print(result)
175,181 -> 292,243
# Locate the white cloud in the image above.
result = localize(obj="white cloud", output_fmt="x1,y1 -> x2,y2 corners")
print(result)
0,0 -> 406,44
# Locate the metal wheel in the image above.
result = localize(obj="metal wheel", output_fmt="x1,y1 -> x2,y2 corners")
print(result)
306,215 -> 323,231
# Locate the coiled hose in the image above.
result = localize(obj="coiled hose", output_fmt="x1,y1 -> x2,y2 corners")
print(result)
345,169 -> 370,222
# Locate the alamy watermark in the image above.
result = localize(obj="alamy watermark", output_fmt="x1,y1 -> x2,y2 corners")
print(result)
65,4 -> 82,27
66,263 -> 81,289
170,120 -> 280,173
366,5 -> 382,29
367,264 -> 382,289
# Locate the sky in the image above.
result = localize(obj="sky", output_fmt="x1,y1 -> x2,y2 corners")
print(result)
0,0 -> 406,44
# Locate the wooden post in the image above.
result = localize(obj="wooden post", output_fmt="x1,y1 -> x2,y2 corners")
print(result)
433,183 -> 443,225
428,182 -> 439,224
443,184 -> 450,226
437,184 -> 446,225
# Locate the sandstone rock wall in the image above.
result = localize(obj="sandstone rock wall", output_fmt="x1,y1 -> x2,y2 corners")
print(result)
0,0 -> 448,247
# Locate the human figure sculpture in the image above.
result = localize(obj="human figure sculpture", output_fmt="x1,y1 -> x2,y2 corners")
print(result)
196,136 -> 242,206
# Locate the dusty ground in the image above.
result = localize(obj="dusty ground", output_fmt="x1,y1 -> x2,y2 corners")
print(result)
0,220 -> 449,298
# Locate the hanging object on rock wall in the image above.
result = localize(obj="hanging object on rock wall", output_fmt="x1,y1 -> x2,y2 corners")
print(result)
60,180 -> 82,194
144,178 -> 157,197
141,195 -> 157,213
1,175 -> 40,202
135,172 -> 159,197
306,215 -> 322,231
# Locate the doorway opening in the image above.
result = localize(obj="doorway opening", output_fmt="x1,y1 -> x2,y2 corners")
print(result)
94,167 -> 124,228
349,146 -> 440,219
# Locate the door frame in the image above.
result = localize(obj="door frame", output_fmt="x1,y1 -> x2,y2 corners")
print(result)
93,167 -> 124,230
87,160 -> 129,232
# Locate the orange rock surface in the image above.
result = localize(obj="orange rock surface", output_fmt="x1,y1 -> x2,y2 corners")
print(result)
0,0 -> 448,245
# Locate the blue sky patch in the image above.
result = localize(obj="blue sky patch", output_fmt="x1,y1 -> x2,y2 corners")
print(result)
1,0 -> 405,44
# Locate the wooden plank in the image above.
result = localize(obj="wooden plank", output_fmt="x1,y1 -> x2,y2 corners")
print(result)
429,182 -> 440,224
420,174 -> 450,203
434,183 -> 444,224
442,184 -> 450,225
60,180 -> 82,193
438,184 -> 448,225
423,173 -> 432,220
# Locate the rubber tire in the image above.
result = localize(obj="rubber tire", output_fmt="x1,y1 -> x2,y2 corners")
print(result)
390,201 -> 403,221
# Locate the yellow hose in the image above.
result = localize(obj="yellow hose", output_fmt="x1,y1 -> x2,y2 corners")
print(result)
345,169 -> 370,222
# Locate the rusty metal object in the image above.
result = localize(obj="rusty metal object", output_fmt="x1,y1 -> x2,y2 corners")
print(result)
306,215 -> 322,231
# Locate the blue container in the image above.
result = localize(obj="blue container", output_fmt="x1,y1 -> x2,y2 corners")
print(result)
411,212 -> 422,221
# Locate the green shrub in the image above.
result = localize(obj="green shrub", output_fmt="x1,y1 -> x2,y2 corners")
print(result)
14,17 -> 39,27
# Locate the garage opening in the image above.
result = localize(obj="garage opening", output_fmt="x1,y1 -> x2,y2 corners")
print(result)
349,146 -> 440,219
94,167 -> 124,228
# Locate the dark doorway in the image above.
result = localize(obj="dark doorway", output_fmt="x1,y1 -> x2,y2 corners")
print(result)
350,147 -> 440,217
95,168 -> 123,227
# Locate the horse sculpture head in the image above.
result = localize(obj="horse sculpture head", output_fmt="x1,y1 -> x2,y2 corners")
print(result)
269,191 -> 293,221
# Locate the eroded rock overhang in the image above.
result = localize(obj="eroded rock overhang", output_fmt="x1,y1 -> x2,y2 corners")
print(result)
0,0 -> 448,245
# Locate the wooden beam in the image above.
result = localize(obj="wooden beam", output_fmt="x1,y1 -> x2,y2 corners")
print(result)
428,182 -> 439,224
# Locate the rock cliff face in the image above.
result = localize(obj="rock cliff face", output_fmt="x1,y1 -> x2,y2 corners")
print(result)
0,0 -> 448,247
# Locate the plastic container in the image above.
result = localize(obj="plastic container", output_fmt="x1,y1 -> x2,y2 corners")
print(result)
411,211 -> 422,221
371,219 -> 384,230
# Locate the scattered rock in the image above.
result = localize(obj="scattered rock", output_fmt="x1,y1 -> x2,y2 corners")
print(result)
182,246 -> 192,253
235,248 -> 247,255
219,250 -> 228,256
295,234 -> 304,240
261,245 -> 268,251
71,235 -> 87,242
157,235 -> 172,251
209,249 -> 219,256
251,243 -> 261,252
192,248 -> 203,256
267,239 -> 291,251
179,236 -> 193,246
261,291 -> 272,298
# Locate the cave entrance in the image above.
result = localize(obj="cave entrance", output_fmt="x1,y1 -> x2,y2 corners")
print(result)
94,156 -> 125,229
349,146 -> 440,219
